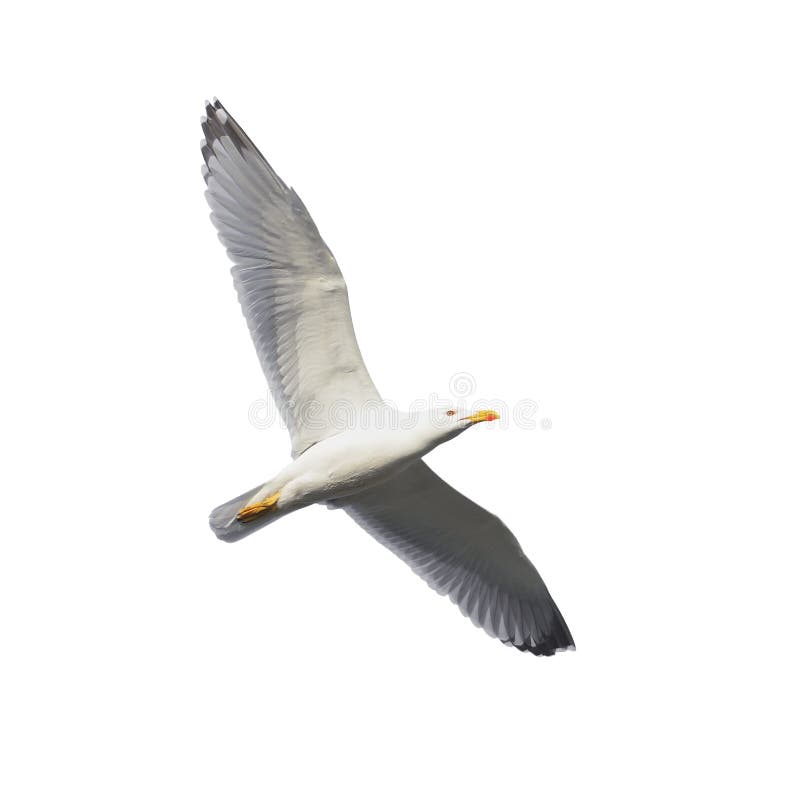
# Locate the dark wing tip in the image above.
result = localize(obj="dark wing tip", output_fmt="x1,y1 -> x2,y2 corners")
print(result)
199,98 -> 288,192
201,97 -> 246,155
516,640 -> 576,657
508,602 -> 576,656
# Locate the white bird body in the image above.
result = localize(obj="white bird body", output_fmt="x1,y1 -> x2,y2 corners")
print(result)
240,412 -> 471,513
201,99 -> 575,656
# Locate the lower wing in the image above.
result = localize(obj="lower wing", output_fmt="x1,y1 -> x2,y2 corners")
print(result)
333,461 -> 574,656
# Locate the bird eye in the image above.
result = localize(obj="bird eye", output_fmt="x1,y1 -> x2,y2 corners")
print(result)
446,409 -> 456,416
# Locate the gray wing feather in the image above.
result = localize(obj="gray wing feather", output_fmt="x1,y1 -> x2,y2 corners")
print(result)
201,99 -> 382,456
334,461 -> 575,656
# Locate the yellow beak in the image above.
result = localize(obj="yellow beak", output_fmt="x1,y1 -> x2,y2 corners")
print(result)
460,409 -> 501,424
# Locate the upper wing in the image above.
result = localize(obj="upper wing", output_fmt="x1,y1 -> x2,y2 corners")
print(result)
201,99 -> 381,457
334,461 -> 574,655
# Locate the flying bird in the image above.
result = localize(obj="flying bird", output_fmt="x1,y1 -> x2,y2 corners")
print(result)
201,99 -> 574,656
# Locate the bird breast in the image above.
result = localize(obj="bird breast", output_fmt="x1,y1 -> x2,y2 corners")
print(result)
288,426 -> 425,504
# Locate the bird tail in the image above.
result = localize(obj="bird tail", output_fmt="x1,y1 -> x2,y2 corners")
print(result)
209,483 -> 292,543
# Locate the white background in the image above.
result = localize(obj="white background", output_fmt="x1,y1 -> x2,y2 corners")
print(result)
2,2 -> 798,798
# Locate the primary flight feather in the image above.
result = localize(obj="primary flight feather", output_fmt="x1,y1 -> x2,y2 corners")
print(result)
201,99 -> 574,656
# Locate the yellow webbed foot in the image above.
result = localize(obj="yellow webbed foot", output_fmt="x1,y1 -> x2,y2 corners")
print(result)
236,492 -> 280,522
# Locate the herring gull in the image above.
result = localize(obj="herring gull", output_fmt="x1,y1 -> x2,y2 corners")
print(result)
201,99 -> 574,656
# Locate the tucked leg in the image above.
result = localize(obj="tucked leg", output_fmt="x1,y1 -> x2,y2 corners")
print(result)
236,492 -> 280,522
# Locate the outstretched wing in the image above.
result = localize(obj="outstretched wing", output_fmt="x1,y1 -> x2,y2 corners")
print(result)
334,461 -> 574,655
201,99 -> 381,457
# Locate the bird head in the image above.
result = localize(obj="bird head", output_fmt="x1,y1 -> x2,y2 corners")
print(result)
408,405 -> 501,452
